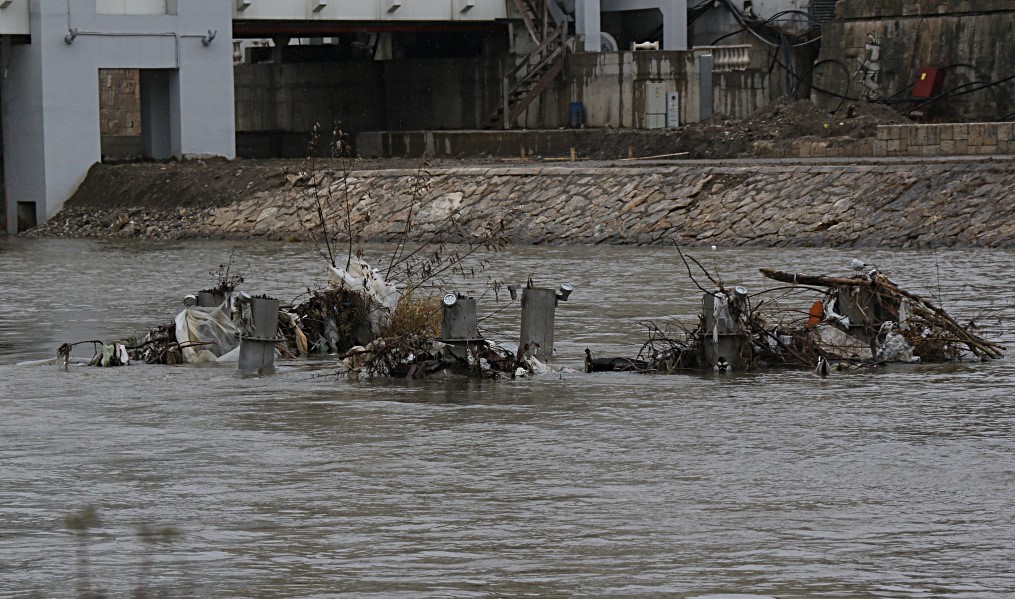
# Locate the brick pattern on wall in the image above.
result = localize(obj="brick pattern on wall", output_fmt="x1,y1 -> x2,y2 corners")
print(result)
99,69 -> 141,137
875,122 -> 1015,156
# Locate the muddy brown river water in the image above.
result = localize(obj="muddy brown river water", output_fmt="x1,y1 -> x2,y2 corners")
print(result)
1,238 -> 1014,598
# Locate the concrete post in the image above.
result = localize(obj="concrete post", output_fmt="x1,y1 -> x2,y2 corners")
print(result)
197,290 -> 227,308
701,293 -> 747,370
440,294 -> 479,362
698,53 -> 714,122
519,287 -> 559,362
238,295 -> 280,374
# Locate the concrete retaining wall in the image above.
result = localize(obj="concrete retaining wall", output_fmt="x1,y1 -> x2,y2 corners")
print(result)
357,124 -> 1015,161
234,57 -> 502,140
814,0 -> 1015,120
753,123 -> 1015,159
552,51 -> 768,130
235,50 -> 772,156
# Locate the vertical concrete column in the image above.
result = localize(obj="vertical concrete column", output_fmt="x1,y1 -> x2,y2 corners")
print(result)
168,70 -> 183,157
660,0 -> 688,51
440,294 -> 479,362
1,20 -> 45,235
175,21 -> 235,158
519,288 -> 559,362
0,47 -> 6,234
238,295 -> 280,374
601,0 -> 688,51
140,70 -> 174,160
575,0 -> 601,52
698,53 -> 714,121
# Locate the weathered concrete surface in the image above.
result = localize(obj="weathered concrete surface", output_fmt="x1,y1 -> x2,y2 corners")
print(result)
28,157 -> 1015,248
814,0 -> 1015,120
200,158 -> 1015,248
233,49 -> 773,155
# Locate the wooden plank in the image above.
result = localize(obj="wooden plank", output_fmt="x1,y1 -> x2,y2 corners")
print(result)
510,0 -> 540,44
508,59 -> 563,124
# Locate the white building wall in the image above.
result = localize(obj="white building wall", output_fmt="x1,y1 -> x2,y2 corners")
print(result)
0,0 -> 30,35
2,0 -> 235,233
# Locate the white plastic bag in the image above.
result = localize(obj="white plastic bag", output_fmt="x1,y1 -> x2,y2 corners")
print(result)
327,258 -> 400,336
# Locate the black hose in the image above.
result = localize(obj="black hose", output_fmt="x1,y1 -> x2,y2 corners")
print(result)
799,58 -> 860,111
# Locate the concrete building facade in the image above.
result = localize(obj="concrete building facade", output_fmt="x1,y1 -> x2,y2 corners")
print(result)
1,0 -> 236,234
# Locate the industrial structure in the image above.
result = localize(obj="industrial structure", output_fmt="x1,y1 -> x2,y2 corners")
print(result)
1,1 -> 235,234
2,0 -> 703,233
4,0 -> 1012,234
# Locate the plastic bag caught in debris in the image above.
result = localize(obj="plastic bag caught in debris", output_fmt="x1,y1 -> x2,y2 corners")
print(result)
327,258 -> 399,337
812,324 -> 872,361
710,293 -> 737,343
875,322 -> 916,362
174,304 -> 240,363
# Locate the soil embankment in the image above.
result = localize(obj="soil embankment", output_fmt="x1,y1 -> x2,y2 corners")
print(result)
563,97 -> 908,160
28,156 -> 1015,248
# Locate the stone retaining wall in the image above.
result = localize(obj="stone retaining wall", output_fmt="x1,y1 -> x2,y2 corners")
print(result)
751,124 -> 1015,159
200,161 -> 1015,248
875,123 -> 1015,157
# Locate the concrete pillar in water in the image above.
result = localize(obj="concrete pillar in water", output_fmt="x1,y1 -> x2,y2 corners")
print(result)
197,290 -> 227,308
701,291 -> 748,370
519,285 -> 572,362
440,294 -> 479,362
237,294 -> 280,374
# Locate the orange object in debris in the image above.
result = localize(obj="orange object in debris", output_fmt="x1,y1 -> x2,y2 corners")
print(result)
806,300 -> 824,328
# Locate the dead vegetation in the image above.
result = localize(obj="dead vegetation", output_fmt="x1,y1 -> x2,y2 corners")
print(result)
628,249 -> 1005,374
277,126 -> 514,379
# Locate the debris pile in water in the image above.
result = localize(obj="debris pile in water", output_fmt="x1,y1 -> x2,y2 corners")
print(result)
627,255 -> 1005,374
130,323 -> 186,365
337,336 -> 534,380
756,266 -> 1004,364
282,287 -> 373,356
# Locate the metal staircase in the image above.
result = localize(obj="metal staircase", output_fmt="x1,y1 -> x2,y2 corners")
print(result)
488,0 -> 573,129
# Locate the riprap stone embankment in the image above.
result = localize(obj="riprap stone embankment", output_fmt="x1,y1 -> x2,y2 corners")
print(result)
31,158 -> 1015,247
204,160 -> 1015,248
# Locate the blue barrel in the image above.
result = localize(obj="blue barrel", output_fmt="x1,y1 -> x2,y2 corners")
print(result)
568,102 -> 586,128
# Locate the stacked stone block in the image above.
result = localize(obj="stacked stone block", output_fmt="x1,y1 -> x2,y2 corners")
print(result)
875,123 -> 1014,156
98,69 -> 142,137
